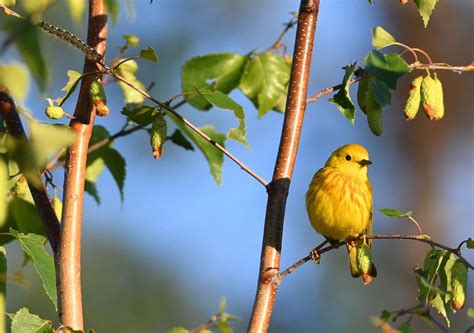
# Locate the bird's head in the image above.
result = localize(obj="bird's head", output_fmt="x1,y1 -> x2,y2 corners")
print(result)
325,144 -> 372,177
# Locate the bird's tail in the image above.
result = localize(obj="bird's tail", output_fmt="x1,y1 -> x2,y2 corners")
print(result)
347,239 -> 377,285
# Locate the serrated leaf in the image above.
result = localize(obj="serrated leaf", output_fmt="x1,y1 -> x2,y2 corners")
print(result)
115,59 -> 146,106
430,293 -> 451,327
414,0 -> 438,27
11,230 -> 57,310
169,129 -> 194,151
182,53 -> 247,110
168,114 -> 225,185
365,50 -> 410,90
104,0 -> 120,23
372,26 -> 396,49
0,63 -> 29,102
10,308 -> 53,333
139,47 -> 159,63
66,0 -> 86,24
58,70 -> 83,106
379,208 -> 412,218
328,63 -> 357,123
168,328 -> 189,333
239,52 -> 290,118
196,89 -> 249,148
101,148 -> 126,201
5,20 -> 48,93
0,160 -> 7,227
121,106 -> 157,126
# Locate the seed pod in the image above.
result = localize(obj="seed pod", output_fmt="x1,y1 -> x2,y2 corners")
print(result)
45,106 -> 65,120
356,243 -> 374,284
150,114 -> 167,159
95,101 -> 110,117
450,259 -> 468,311
13,176 -> 28,197
403,76 -> 423,120
421,73 -> 444,120
52,195 -> 63,221
90,79 -> 107,105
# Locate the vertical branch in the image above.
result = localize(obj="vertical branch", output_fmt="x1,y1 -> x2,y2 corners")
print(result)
0,90 -> 61,253
247,1 -> 320,332
57,0 -> 107,330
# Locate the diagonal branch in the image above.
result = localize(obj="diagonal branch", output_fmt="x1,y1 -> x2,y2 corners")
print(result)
0,89 -> 61,253
57,0 -> 107,330
247,1 -> 320,332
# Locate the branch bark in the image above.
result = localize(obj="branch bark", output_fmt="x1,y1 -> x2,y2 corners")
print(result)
0,90 -> 61,253
247,1 -> 320,332
57,0 -> 107,330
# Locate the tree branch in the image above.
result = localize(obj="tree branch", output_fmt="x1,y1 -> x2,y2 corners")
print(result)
277,234 -> 473,284
0,89 -> 61,253
247,1 -> 320,332
57,0 -> 107,330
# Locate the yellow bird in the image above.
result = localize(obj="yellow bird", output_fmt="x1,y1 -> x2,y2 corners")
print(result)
306,144 -> 376,284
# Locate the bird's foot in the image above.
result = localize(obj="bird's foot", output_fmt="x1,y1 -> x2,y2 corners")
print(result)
310,248 -> 321,264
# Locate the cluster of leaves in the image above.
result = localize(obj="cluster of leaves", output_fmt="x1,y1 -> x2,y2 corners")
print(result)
169,297 -> 239,333
328,26 -> 448,136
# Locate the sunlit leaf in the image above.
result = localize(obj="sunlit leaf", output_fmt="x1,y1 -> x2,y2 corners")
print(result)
365,50 -> 410,90
123,34 -> 140,47
379,208 -> 412,218
0,63 -> 29,102
239,51 -> 290,118
196,89 -> 249,148
372,26 -> 396,49
328,63 -> 357,123
10,308 -> 53,333
66,0 -> 86,24
58,70 -> 83,106
11,230 -> 57,310
139,47 -> 159,63
115,59 -> 146,106
182,53 -> 247,110
0,160 -> 7,227
414,0 -> 438,27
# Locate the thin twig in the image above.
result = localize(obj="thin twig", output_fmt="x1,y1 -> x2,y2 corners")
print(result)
384,304 -> 449,333
279,234 -> 473,282
306,78 -> 360,104
268,18 -> 298,51
189,318 -> 216,333
410,62 -> 474,73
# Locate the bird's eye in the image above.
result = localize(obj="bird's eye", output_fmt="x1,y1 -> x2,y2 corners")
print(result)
345,155 -> 351,161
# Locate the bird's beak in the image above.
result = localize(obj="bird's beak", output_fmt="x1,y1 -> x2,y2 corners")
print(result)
359,159 -> 372,166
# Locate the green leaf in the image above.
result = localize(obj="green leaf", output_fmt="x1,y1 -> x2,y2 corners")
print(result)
379,208 -> 412,218
0,160 -> 7,227
0,246 -> 6,331
58,70 -> 83,106
66,0 -> 86,24
182,53 -> 247,110
104,0 -> 120,23
0,63 -> 29,103
121,106 -> 157,126
397,318 -> 413,333
370,78 -> 391,107
29,123 -> 75,168
328,63 -> 357,123
430,293 -> 451,327
380,309 -> 392,322
139,47 -> 159,63
168,328 -> 189,333
6,198 -> 46,239
168,129 -> 194,151
218,296 -> 227,315
10,308 -> 53,333
372,26 -> 396,49
196,89 -> 249,148
365,50 -> 410,90
467,308 -> 474,318
414,0 -> 438,27
239,51 -> 291,118
11,230 -> 57,310
20,0 -> 51,14
218,321 -> 233,333
123,34 -> 140,47
115,59 -> 146,106
357,77 -> 370,113
438,252 -> 457,303
0,0 -> 16,6
466,238 -> 474,249
5,20 -> 48,93
168,114 -> 226,185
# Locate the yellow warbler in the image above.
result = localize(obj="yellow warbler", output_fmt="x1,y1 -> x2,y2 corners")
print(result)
306,144 -> 377,284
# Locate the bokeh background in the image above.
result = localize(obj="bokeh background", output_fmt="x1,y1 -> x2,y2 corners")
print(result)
1,0 -> 473,332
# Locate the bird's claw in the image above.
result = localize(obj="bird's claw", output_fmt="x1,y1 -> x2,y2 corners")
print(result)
310,248 -> 321,264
